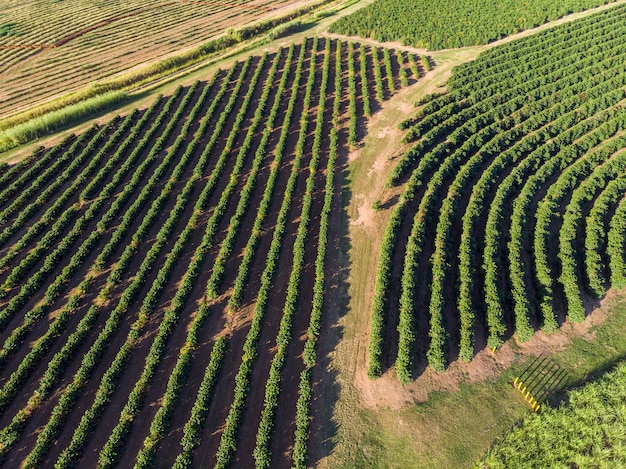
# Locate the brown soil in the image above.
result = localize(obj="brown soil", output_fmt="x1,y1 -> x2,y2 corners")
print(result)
181,0 -> 274,13
0,3 -> 179,51
354,288 -> 619,410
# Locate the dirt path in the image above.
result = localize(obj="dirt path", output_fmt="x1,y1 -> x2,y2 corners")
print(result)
314,2 -> 626,466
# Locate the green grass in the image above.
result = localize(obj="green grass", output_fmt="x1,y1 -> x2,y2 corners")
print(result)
325,5 -> 626,463
478,354 -> 626,467
329,289 -> 626,469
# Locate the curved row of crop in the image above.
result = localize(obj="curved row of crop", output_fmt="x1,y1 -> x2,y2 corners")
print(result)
608,194 -> 626,288
372,5 -> 626,380
392,27 -> 626,184
532,114 -> 626,323
461,87 -> 626,350
508,111 -> 626,340
585,176 -> 626,296
558,144 -> 626,321
423,89 -> 626,367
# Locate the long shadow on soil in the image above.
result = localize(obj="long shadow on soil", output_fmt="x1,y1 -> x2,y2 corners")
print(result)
309,129 -> 352,466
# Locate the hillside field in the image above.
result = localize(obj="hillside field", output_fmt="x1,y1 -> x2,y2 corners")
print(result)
368,1 -> 626,381
3,0 -> 626,467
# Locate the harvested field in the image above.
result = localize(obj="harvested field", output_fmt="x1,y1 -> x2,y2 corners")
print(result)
0,0 -> 318,116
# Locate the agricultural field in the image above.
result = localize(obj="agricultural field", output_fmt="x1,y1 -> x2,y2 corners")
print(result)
5,0 -> 626,467
0,36 -> 419,468
367,1 -> 626,382
329,0 -> 621,49
0,0 -> 320,116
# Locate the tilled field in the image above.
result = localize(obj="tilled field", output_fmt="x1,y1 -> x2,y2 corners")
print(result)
0,0 -> 315,116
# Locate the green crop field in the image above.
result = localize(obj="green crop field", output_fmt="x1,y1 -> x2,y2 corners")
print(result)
330,0 -> 621,49
368,1 -> 626,380
479,361 -> 626,467
2,0 -> 626,467
0,35 -> 418,467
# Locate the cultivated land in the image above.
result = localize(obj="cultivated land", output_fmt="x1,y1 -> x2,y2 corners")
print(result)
3,0 -> 626,468
368,1 -> 626,380
0,0 -> 320,116
330,0 -> 623,49
0,36 -> 419,467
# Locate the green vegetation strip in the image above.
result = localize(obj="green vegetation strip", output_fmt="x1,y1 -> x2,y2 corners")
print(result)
0,81 -> 201,461
213,37 -> 318,469
0,91 -> 127,153
0,0 -> 340,154
253,37 -> 330,469
131,47 -> 288,468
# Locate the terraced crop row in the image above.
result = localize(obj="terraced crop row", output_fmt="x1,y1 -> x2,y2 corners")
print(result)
368,3 -> 626,381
